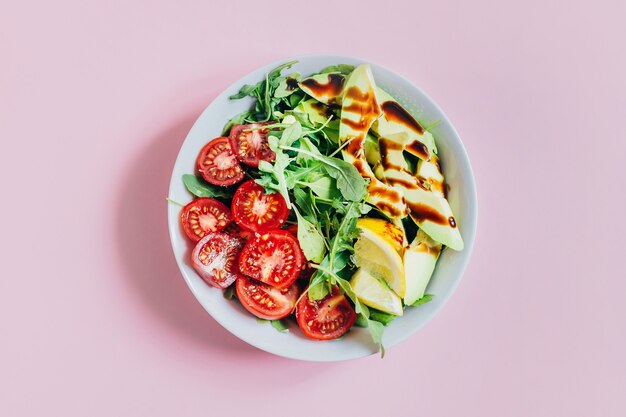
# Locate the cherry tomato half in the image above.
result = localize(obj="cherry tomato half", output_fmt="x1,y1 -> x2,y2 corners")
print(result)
235,276 -> 300,320
231,180 -> 288,233
238,230 -> 303,289
296,286 -> 357,340
229,123 -> 275,167
180,198 -> 231,243
191,232 -> 244,289
197,137 -> 245,186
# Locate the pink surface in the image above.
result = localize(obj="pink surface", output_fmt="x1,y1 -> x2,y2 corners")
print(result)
2,0 -> 625,415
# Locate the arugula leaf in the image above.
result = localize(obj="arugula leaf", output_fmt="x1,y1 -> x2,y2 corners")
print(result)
257,152 -> 293,208
182,174 -> 233,199
281,140 -> 367,202
367,319 -> 385,345
223,285 -> 236,300
221,110 -> 254,135
293,207 -> 326,263
271,319 -> 290,332
320,64 -> 355,75
369,308 -> 397,326
229,84 -> 257,100
307,268 -> 330,300
410,294 -> 433,307
300,175 -> 336,199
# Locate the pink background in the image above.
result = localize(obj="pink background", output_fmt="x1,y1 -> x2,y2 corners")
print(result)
2,0 -> 625,415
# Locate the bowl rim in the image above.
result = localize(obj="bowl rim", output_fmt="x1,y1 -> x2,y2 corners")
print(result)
167,54 -> 478,361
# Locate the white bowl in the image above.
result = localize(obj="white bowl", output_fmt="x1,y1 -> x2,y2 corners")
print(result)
167,55 -> 477,361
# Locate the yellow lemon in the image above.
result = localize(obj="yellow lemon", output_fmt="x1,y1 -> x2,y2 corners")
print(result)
354,219 -> 406,297
350,268 -> 403,316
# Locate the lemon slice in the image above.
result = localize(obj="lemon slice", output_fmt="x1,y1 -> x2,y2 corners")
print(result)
354,219 -> 406,297
351,268 -> 403,316
357,218 -> 404,254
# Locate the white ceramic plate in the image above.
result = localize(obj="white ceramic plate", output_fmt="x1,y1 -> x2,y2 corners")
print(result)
167,55 -> 477,361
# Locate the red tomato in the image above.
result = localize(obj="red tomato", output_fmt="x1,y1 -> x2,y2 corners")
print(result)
239,230 -> 304,289
196,137 -> 245,186
283,224 -> 298,237
231,180 -> 288,233
222,221 -> 254,241
281,224 -> 311,279
191,232 -> 244,289
180,198 -> 231,242
235,276 -> 300,320
229,123 -> 275,167
296,286 -> 357,340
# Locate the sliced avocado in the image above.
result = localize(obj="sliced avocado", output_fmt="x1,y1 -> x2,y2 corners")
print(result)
338,64 -> 407,219
403,230 -> 442,305
373,87 -> 437,159
378,132 -> 463,250
299,73 -> 346,104
294,99 -> 332,125
364,134 -> 381,165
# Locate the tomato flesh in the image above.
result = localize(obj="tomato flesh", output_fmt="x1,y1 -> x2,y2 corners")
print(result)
296,286 -> 357,340
229,123 -> 275,167
239,230 -> 303,289
191,232 -> 244,289
180,198 -> 231,242
197,137 -> 245,186
223,221 -> 254,241
236,276 -> 300,320
231,180 -> 288,233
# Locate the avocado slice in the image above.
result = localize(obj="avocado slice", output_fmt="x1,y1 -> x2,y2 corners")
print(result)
403,230 -> 442,305
338,64 -> 407,219
299,73 -> 347,104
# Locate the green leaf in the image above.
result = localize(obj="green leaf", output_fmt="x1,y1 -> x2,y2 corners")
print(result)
369,308 -> 397,326
307,267 -> 330,301
279,122 -> 302,147
270,319 -> 290,332
229,84 -> 258,100
367,319 -> 385,345
223,285 -> 236,300
320,64 -> 355,75
294,207 -> 326,263
281,140 -> 367,202
182,174 -> 233,199
410,294 -> 433,307
221,110 -> 254,136
302,176 -> 336,199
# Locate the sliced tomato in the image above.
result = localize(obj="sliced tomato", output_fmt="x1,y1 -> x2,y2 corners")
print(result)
281,224 -> 311,279
239,230 -> 303,289
236,276 -> 300,320
283,224 -> 298,237
197,137 -> 245,186
231,180 -> 288,232
229,123 -> 275,167
180,198 -> 231,242
222,221 -> 254,241
296,286 -> 357,340
191,232 -> 244,289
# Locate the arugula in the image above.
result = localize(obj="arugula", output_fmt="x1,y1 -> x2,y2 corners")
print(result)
270,319 -> 290,332
293,207 -> 326,263
410,294 -> 433,307
319,64 -> 355,75
229,61 -> 298,122
182,174 -> 233,199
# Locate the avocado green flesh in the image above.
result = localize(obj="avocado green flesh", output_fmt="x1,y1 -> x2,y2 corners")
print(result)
403,230 -> 441,305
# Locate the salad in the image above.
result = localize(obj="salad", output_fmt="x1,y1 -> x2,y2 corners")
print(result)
176,61 -> 463,351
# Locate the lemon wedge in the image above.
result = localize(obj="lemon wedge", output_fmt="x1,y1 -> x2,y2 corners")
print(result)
354,219 -> 406,297
351,268 -> 403,316
357,218 -> 404,254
